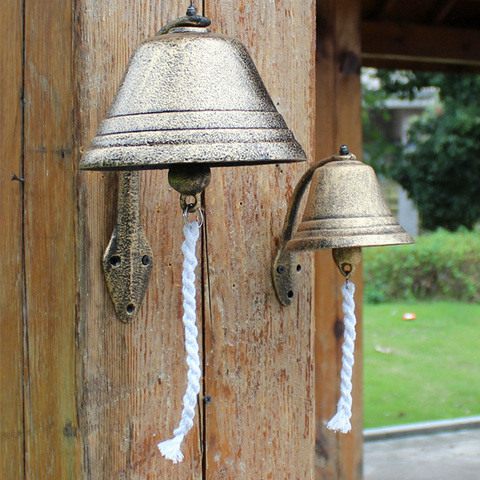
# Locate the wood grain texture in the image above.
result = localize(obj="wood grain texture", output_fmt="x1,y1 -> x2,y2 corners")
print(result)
75,2 -> 203,478
22,0 -> 80,477
360,55 -> 480,74
362,21 -> 480,70
315,0 -> 364,479
203,1 -> 316,478
0,0 -> 24,477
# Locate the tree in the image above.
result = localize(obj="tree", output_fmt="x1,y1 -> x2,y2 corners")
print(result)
363,70 -> 480,231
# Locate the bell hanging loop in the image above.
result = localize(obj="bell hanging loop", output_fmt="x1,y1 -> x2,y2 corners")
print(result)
157,6 -> 211,35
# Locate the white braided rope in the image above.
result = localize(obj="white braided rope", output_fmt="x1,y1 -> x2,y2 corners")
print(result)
327,280 -> 357,433
158,221 -> 201,463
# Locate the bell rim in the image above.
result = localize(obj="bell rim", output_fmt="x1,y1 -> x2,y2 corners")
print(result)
80,143 -> 307,170
286,216 -> 415,251
285,231 -> 414,251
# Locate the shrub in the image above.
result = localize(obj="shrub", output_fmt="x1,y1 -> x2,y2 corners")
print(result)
363,228 -> 480,303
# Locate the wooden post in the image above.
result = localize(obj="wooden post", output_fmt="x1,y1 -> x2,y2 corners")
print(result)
202,1 -> 316,478
75,0 -> 316,478
315,1 -> 364,479
2,1 -> 315,477
75,3 -> 204,477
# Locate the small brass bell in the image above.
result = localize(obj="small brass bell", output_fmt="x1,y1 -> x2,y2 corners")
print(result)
286,152 -> 413,252
273,146 -> 414,305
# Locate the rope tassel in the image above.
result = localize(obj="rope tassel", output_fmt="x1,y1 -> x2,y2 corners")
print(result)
158,221 -> 201,463
327,280 -> 357,434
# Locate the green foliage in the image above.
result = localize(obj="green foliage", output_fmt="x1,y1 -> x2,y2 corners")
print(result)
391,103 -> 480,231
363,229 -> 480,304
362,69 -> 480,231
375,69 -> 433,99
376,70 -> 480,105
364,301 -> 480,428
362,71 -> 402,176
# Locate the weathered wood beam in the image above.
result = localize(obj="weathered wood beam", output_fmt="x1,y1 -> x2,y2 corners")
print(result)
362,21 -> 480,72
203,1 -> 316,478
76,3 -> 202,477
432,0 -> 460,24
361,56 -> 480,74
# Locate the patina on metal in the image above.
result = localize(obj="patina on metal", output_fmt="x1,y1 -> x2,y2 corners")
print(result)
273,146 -> 414,306
102,171 -> 153,323
79,7 -> 306,174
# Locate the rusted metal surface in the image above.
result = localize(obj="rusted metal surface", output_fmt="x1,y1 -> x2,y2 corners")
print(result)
82,7 -> 307,324
287,156 -> 413,251
332,247 -> 363,278
272,152 -> 353,306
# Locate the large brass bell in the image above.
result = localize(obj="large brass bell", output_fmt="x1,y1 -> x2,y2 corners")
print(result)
273,146 -> 414,305
80,7 -> 306,322
80,7 -> 306,178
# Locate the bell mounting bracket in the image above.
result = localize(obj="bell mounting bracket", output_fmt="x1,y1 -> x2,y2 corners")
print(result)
103,163 -> 211,323
103,171 -> 154,323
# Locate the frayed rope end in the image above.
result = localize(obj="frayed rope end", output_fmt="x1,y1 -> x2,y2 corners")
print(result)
326,412 -> 352,434
158,435 -> 185,464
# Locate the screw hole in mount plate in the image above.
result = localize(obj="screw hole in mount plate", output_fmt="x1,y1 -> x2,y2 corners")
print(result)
110,255 -> 121,267
287,290 -> 294,299
296,264 -> 302,272
126,303 -> 135,314
142,255 -> 150,265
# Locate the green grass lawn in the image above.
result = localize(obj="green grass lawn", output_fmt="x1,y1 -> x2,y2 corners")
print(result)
363,301 -> 480,429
